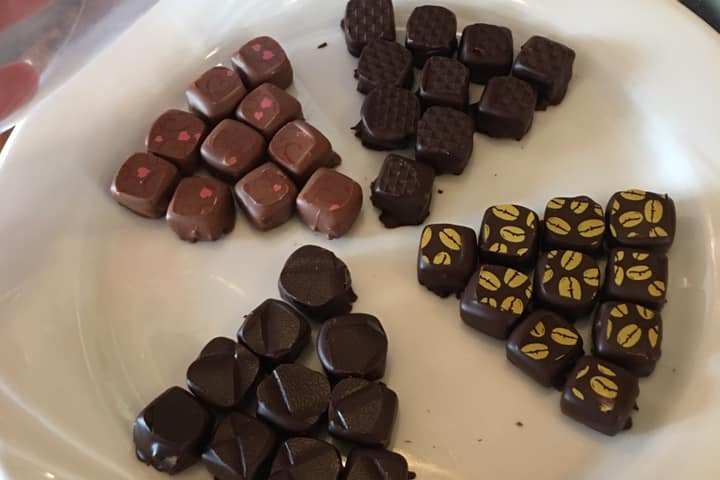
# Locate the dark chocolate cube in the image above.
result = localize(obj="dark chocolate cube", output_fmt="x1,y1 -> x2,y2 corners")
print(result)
342,0 -> 397,57
418,224 -> 477,297
507,310 -> 583,387
459,23 -> 513,84
344,449 -> 410,480
460,265 -> 533,339
405,5 -> 458,68
474,76 -> 536,140
512,35 -> 576,109
604,248 -> 668,309
269,120 -> 339,184
561,356 -> 639,436
110,153 -> 179,218
542,196 -> 606,256
370,154 -> 435,228
356,39 -> 413,94
419,56 -> 470,111
201,119 -> 266,182
235,163 -> 297,231
237,83 -> 303,140
186,66 -> 247,124
534,250 -> 601,319
416,106 -> 474,175
606,189 -> 676,253
593,301 -> 662,377
146,109 -> 208,175
232,36 -> 293,90
355,85 -> 420,150
270,438 -> 342,479
296,168 -> 363,239
478,204 -> 539,268
166,176 -> 236,242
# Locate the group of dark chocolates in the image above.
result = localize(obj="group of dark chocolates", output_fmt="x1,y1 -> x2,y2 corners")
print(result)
133,245 -> 412,479
342,0 -> 576,228
416,189 -> 676,435
111,36 -> 364,241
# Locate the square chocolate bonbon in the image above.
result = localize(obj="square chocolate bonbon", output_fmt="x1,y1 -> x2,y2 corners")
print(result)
341,0 -> 397,57
606,189 -> 676,253
507,309 -> 583,387
234,163 -> 297,231
512,35 -> 576,109
167,176 -> 236,242
459,23 -> 513,84
405,5 -> 458,68
146,109 -> 208,175
328,378 -> 397,447
343,449 -> 410,480
270,438 -> 342,480
232,36 -> 293,90
561,356 -> 640,436
201,119 -> 266,182
370,154 -> 435,228
478,204 -> 539,269
417,224 -> 478,297
186,66 -> 247,124
356,39 -> 413,94
474,76 -> 536,140
110,153 -> 179,218
296,168 -> 363,239
269,120 -> 340,184
237,83 -> 303,140
419,56 -> 470,111
605,248 -> 668,310
593,301 -> 662,377
535,250 -> 601,319
416,106 -> 474,175
460,265 -> 533,340
355,85 -> 420,150
542,196 -> 606,256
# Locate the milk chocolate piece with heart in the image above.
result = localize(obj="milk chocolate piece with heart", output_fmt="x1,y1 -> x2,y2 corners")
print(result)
296,168 -> 363,239
235,163 -> 297,231
415,106 -> 474,175
512,35 -> 576,109
147,109 -> 208,174
534,250 -> 601,319
343,449 -> 411,480
479,204 -> 539,268
342,0 -> 397,57
356,39 -> 413,94
474,76 -> 536,140
328,378 -> 397,446
166,176 -> 236,242
604,248 -> 668,310
405,5 -> 458,67
418,224 -> 478,297
111,153 -> 180,218
201,119 -> 266,182
232,36 -> 293,90
237,83 -> 303,140
186,66 -> 247,124
542,196 -> 606,256
606,189 -> 676,253
355,86 -> 420,150
269,438 -> 342,480
133,387 -> 212,474
269,120 -> 340,183
419,56 -> 470,111
459,23 -> 513,84
370,154 -> 434,228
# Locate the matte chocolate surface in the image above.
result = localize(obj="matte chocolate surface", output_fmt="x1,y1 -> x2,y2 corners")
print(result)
147,109 -> 208,174
201,119 -> 266,182
269,438 -> 342,480
535,250 -> 601,319
604,248 -> 668,310
342,0 -> 397,57
202,412 -> 277,480
370,154 -> 434,228
238,298 -> 311,367
232,36 -> 293,90
317,313 -> 388,381
507,310 -> 583,387
512,35 -> 576,109
296,168 -> 363,239
186,66 -> 247,124
417,224 -> 478,297
133,387 -> 212,474
234,162 -> 297,231
542,196 -> 605,256
279,245 -> 357,320
419,56 -> 470,111
478,204 -> 539,268
166,176 -> 236,242
405,5 -> 458,68
356,39 -> 413,94
328,378 -> 397,447
355,85 -> 420,150
256,363 -> 331,433
269,120 -> 340,183
415,106 -> 474,175
474,76 -> 536,140
110,152 -> 179,218
606,189 -> 676,253
460,265 -> 533,339
343,448 -> 410,480
561,356 -> 639,436
237,83 -> 303,140
459,23 -> 513,84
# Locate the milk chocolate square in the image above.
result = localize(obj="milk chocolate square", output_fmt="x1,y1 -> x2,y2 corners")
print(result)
235,163 -> 297,231
296,168 -> 363,239
269,120 -> 340,184
146,109 -> 208,174
111,153 -> 179,218
201,119 -> 266,182
167,176 -> 236,242
186,66 -> 247,124
232,36 -> 293,90
236,83 -> 303,140
459,23 -> 513,84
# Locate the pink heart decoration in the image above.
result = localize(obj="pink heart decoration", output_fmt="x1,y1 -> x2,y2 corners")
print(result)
193,132 -> 201,140
253,111 -> 264,121
329,203 -> 341,211
225,69 -> 234,77
154,135 -> 164,143
136,167 -> 151,179
177,131 -> 191,141
199,187 -> 214,199
225,156 -> 237,166
251,44 -> 262,52
262,50 -> 275,61
260,97 -> 273,109
272,183 -> 283,193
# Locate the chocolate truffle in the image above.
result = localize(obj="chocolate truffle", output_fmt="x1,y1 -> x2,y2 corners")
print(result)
166,176 -> 236,242
201,119 -> 266,182
478,204 -> 539,268
343,449 -> 411,480
232,36 -> 293,90
237,83 -> 303,140
354,85 -> 420,150
235,163 -> 298,231
147,109 -> 208,174
186,66 -> 247,124
269,120 -> 340,184
474,76 -> 536,140
356,39 -> 413,94
328,378 -> 397,447
296,168 -> 363,239
269,438 -> 342,480
512,35 -> 576,109
604,248 -> 668,310
535,250 -> 601,319
417,224 -> 478,297
419,56 -> 470,111
415,106 -> 474,175
341,0 -> 397,57
606,189 -> 676,253
459,23 -> 513,84
405,5 -> 458,68
370,154 -> 434,228
542,196 -> 606,256
110,152 -> 179,218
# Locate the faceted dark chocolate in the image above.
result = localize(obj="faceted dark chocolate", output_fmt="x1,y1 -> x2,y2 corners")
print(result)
201,119 -> 266,182
232,36 -> 293,90
328,378 -> 397,447
474,76 -> 536,140
236,83 -> 303,140
186,66 -> 247,124
542,196 -> 605,256
478,204 -> 539,268
419,56 -> 470,111
512,35 -> 576,109
343,448 -> 410,480
370,154 -> 434,228
405,5 -> 458,68
459,23 -> 513,84
606,189 -> 676,253
415,106 -> 474,175
534,250 -> 601,319
235,162 -> 297,231
342,0 -> 397,57
604,248 -> 668,310
166,176 -> 236,242
296,168 -> 363,239
354,85 -> 420,150
356,39 -> 413,94
417,224 -> 478,297
147,109 -> 208,175
110,152 -> 179,218
269,120 -> 340,184
269,438 -> 342,480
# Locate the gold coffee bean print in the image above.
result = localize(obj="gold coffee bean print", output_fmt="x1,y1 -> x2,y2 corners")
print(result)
480,297 -> 498,308
521,343 -> 549,360
500,296 -> 524,315
560,251 -> 582,271
600,403 -> 614,413
619,211 -> 643,228
576,365 -> 590,379
627,265 -> 652,281
594,205 -> 604,217
530,321 -> 546,338
597,364 -> 616,377
615,250 -> 625,262
517,247 -> 529,257
572,388 -> 585,401
620,189 -> 646,201
578,218 -> 605,238
504,268 -> 528,288
559,277 -> 582,300
648,280 -> 666,297
644,199 -> 663,224
590,376 -> 619,399
570,200 -> 589,214
609,224 -> 618,238
606,319 -> 613,340
500,225 -> 526,243
526,211 -> 537,228
432,252 -> 452,265
632,252 -> 650,261
627,232 -> 639,238
616,324 -> 642,348
546,217 -> 571,236
439,228 -> 462,250
610,304 -> 629,318
543,266 -> 554,284
492,204 -> 520,221
611,199 -> 620,214
482,224 -> 490,242
547,198 -> 565,210
551,327 -> 579,346
649,226 -> 669,238
525,285 -> 532,300
478,270 -> 502,292
422,254 -> 430,263
614,265 -> 625,286
649,326 -> 659,348
420,227 -> 432,249
489,242 -> 508,253
583,268 -> 600,287
636,305 -> 655,320
547,250 -> 558,259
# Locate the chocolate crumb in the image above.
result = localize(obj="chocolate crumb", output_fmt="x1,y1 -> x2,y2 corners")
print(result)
437,189 -> 444,194
404,440 -> 413,444
318,42 -> 328,49
477,438 -> 483,443
516,421 -> 524,427
408,472 -> 417,479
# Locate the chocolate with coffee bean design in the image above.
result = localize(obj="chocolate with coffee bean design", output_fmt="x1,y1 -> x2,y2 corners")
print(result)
604,248 -> 668,310
418,224 -> 478,298
606,189 -> 676,253
479,204 -> 539,269
534,249 -> 601,319
542,195 -> 605,256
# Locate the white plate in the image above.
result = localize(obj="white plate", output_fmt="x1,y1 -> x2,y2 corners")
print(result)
1,0 -> 720,478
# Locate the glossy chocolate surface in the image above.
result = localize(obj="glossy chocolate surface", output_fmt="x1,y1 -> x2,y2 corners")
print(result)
166,176 -> 236,242
110,152 -> 179,218
269,120 -> 340,184
296,168 -> 363,239
328,378 -> 397,447
478,203 -> 539,268
419,56 -> 470,111
235,162 -> 297,231
606,189 -> 676,253
269,438 -> 342,480
534,250 -> 601,319
459,23 -> 513,84
186,66 -> 247,124
356,39 -> 413,94
146,109 -> 208,174
415,106 -> 474,175
474,76 -> 536,140
202,119 -> 266,182
355,85 -> 420,150
417,224 -> 478,297
512,35 -> 575,109
542,196 -> 605,256
604,248 -> 668,310
341,0 -> 396,57
232,36 -> 293,90
405,5 -> 458,67
237,83 -> 303,140
370,154 -> 434,228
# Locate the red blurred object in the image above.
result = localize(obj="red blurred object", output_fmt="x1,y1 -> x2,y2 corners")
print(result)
0,62 -> 39,120
0,0 -> 53,31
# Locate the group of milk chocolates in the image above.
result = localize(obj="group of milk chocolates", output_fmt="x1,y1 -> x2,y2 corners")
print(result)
111,36 -> 363,242
416,189 -> 676,435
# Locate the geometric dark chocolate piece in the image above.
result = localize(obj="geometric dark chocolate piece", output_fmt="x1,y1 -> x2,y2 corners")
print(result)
166,176 -> 236,242
355,85 -> 420,150
201,119 -> 266,182
507,309 -> 584,388
419,56 -> 470,111
133,386 -> 212,474
146,109 -> 208,175
186,66 -> 247,125
417,223 -> 478,297
232,36 -> 294,90
356,39 -> 413,94
415,106 -> 474,175
236,83 -> 303,140
234,163 -> 298,231
561,356 -> 640,436
534,250 -> 601,319
341,0 -> 397,57
343,448 -> 410,480
110,152 -> 180,218
269,120 -> 340,184
512,35 -> 576,109
542,196 -> 605,256
269,438 -> 342,480
474,76 -> 536,140
604,248 -> 668,310
296,168 -> 363,239
606,189 -> 676,253
405,5 -> 458,68
459,23 -> 513,84
478,204 -> 539,269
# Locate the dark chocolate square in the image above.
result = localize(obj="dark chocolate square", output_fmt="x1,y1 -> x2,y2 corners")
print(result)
512,35 -> 576,109
232,36 -> 293,90
604,248 -> 668,309
186,66 -> 247,124
370,154 -> 434,228
405,5 -> 458,68
236,83 -> 303,140
507,309 -> 583,387
342,0 -> 397,57
146,109 -> 208,175
561,356 -> 639,436
593,301 -> 662,377
478,204 -> 539,268
356,39 -> 413,94
269,120 -> 339,184
166,176 -> 236,242
110,153 -> 179,218
459,23 -> 513,84
201,119 -> 266,182
235,163 -> 297,231
474,76 -> 536,140
542,196 -> 606,256
296,168 -> 363,239
535,250 -> 601,319
460,265 -> 533,339
417,224 -> 478,297
606,189 -> 676,253
419,56 -> 470,111
343,448 -> 409,480
416,106 -> 474,175
355,85 -> 420,150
